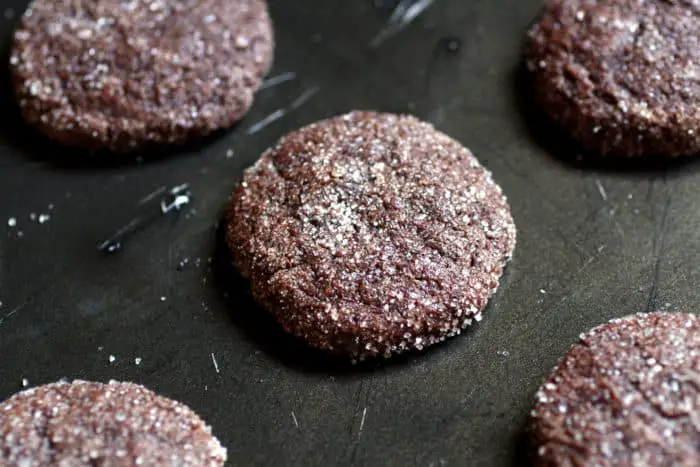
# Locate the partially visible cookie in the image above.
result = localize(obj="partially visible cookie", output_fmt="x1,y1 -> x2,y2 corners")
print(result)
0,380 -> 227,466
10,0 -> 274,153
531,312 -> 700,466
226,111 -> 516,359
526,0 -> 700,157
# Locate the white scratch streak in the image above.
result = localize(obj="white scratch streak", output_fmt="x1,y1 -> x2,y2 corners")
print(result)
97,217 -> 142,251
291,411 -> 299,429
595,179 -> 608,202
290,87 -> 320,110
245,87 -> 319,135
260,72 -> 297,90
0,305 -> 23,326
211,352 -> 220,374
371,0 -> 437,47
246,109 -> 287,135
403,0 -> 437,23
138,186 -> 166,205
359,407 -> 367,436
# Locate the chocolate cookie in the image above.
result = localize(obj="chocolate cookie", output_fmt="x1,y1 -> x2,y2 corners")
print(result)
226,111 -> 516,359
10,0 -> 274,153
526,0 -> 700,157
0,380 -> 227,466
531,312 -> 700,466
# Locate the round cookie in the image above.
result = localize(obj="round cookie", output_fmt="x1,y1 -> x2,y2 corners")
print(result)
0,380 -> 227,466
531,312 -> 700,466
10,0 -> 274,153
226,111 -> 516,359
526,0 -> 700,157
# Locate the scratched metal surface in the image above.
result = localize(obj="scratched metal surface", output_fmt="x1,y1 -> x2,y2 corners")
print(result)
0,0 -> 697,466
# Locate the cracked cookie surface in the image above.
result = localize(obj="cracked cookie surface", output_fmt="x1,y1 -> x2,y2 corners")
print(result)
11,0 -> 273,152
0,380 -> 227,466
226,111 -> 516,359
531,312 -> 700,466
526,0 -> 700,157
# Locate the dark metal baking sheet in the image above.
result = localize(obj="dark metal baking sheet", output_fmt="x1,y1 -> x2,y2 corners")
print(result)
1,1 -> 696,465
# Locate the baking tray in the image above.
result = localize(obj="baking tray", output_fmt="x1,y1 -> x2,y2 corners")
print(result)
1,0 -> 697,465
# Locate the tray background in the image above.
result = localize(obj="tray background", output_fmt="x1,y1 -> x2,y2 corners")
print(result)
1,1 -> 696,465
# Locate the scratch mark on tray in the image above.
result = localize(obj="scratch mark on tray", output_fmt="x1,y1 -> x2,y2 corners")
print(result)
138,186 -> 167,205
246,109 -> 287,135
291,411 -> 299,429
358,407 -> 367,437
666,272 -> 685,290
569,245 -> 606,281
211,352 -> 220,374
260,72 -> 297,91
246,87 -> 321,135
98,184 -> 192,254
349,380 -> 365,437
347,379 -> 372,464
646,178 -> 671,312
533,242 -> 607,315
290,86 -> 320,110
594,178 -> 608,202
371,0 -> 437,47
0,304 -> 24,326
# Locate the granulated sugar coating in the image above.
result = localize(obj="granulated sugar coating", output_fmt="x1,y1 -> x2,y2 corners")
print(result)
0,380 -> 227,466
10,0 -> 273,153
526,0 -> 700,157
226,112 -> 516,359
531,312 -> 700,466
